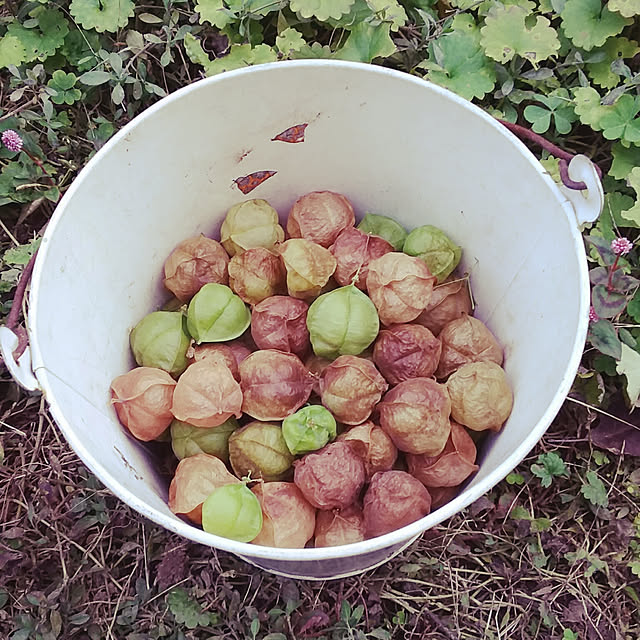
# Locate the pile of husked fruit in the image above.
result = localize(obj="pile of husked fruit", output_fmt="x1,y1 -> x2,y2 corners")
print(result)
110,191 -> 513,547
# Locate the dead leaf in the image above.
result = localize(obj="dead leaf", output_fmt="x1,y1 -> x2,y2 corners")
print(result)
233,170 -> 277,194
590,394 -> 640,456
272,123 -> 308,143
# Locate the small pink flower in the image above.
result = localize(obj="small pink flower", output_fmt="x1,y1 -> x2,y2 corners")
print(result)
1,129 -> 23,153
611,237 -> 633,256
589,306 -> 599,323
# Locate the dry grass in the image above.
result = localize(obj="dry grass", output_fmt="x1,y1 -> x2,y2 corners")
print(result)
0,387 -> 638,640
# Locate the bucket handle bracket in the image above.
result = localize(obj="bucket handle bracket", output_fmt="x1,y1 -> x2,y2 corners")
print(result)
0,326 -> 39,391
497,119 -> 604,226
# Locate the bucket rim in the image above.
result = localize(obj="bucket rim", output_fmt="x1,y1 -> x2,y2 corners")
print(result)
28,59 -> 591,563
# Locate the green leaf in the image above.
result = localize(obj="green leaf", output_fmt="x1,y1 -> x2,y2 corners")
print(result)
69,0 -> 135,33
48,70 -> 82,105
628,289 -> 640,322
524,104 -> 552,133
620,167 -> 640,226
599,94 -> 640,143
0,35 -> 27,69
78,70 -> 113,85
7,8 -> 70,62
335,22 -> 396,63
290,42 -> 335,59
561,0 -> 631,51
581,470 -> 609,507
290,0 -> 356,21
3,238 -> 41,265
184,36 -> 278,76
531,452 -> 569,487
195,0 -> 236,28
609,143 -> 640,180
166,588 -> 211,630
183,32 -> 213,68
588,319 -> 622,360
421,15 -> 496,101
587,37 -> 640,89
609,0 -> 640,17
616,342 -> 640,405
480,5 -> 560,67
572,86 -> 614,131
276,28 -> 306,55
591,283 -> 628,318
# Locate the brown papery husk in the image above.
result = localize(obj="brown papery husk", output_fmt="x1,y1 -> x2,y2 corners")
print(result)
250,296 -> 310,358
330,227 -> 393,289
171,360 -> 242,427
446,361 -> 513,431
436,314 -> 503,380
373,323 -> 442,385
278,238 -> 337,301
338,421 -> 397,480
294,441 -> 366,510
366,253 -> 436,325
319,355 -> 388,425
187,343 -> 239,380
305,354 -> 332,395
406,421 -> 478,487
228,247 -> 287,305
377,377 -> 452,455
429,485 -> 461,510
168,453 -> 240,525
363,471 -> 431,539
240,349 -> 315,421
110,367 -> 176,441
415,277 -> 472,336
314,504 -> 365,547
163,235 -> 229,302
251,482 -> 316,548
287,191 -> 355,248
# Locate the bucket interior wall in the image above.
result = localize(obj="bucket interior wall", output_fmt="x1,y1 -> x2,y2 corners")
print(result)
30,63 -> 587,571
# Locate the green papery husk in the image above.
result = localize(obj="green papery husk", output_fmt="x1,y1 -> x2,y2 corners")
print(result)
403,225 -> 462,283
170,417 -> 239,462
129,311 -> 191,376
306,285 -> 379,359
282,405 -> 337,455
357,213 -> 408,251
187,283 -> 251,343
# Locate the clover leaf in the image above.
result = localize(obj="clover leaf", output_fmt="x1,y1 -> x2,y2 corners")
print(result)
523,89 -> 577,134
599,94 -> 640,143
334,21 -> 396,63
561,0 -> 631,51
69,0 -> 134,33
609,0 -> 640,18
422,15 -> 496,100
48,70 -> 82,105
480,5 -> 560,67
290,0 -> 356,21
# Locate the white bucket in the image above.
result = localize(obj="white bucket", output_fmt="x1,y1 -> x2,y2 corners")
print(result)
0,61 -> 603,580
